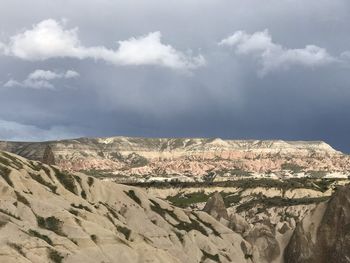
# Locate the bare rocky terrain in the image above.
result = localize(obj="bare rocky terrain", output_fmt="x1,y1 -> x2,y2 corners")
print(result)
1,151 -> 350,262
1,137 -> 350,262
1,137 -> 349,182
0,151 -> 251,263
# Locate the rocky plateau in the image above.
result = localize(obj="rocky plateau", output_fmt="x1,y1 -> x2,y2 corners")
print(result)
0,137 -> 349,182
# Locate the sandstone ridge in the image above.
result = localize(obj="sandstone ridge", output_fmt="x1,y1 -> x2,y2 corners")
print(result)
0,137 -> 348,180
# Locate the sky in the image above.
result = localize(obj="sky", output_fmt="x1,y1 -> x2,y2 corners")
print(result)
1,0 -> 350,152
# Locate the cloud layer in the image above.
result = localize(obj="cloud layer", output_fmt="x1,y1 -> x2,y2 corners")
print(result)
4,69 -> 79,89
219,30 -> 336,75
0,19 -> 205,70
0,119 -> 80,141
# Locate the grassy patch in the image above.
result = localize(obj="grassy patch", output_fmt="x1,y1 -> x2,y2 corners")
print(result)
117,225 -> 131,240
167,192 -> 209,208
281,163 -> 304,173
126,178 -> 336,193
15,191 -> 30,206
221,193 -> 241,207
71,203 -> 92,213
28,229 -> 53,245
0,164 -> 13,187
52,167 -> 77,194
28,172 -> 57,194
201,249 -> 220,263
229,168 -> 252,177
307,170 -> 328,178
68,209 -> 79,216
8,242 -> 26,257
87,177 -> 94,187
125,190 -> 142,205
48,248 -> 64,263
90,234 -> 98,243
174,218 -> 208,237
37,216 -> 64,236
149,200 -> 179,222
195,215 -> 221,237
1,153 -> 23,169
0,208 -> 20,220
236,196 -> 330,213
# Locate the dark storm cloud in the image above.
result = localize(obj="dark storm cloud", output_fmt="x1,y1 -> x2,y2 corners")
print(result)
1,0 -> 350,152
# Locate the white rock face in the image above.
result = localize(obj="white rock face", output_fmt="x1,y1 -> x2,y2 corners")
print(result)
0,137 -> 348,180
0,151 -> 252,263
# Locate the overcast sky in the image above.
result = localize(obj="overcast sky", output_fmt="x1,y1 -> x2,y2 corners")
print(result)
1,0 -> 350,152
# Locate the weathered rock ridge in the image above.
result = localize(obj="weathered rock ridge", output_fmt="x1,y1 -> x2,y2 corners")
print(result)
1,150 -> 350,262
1,137 -> 349,180
0,151 -> 252,262
284,184 -> 350,263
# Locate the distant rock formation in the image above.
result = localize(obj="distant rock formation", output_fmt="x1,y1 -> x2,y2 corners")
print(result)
203,192 -> 229,220
0,136 -> 348,180
42,145 -> 55,165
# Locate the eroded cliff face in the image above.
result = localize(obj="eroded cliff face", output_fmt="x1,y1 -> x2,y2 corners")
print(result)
284,185 -> 350,263
0,151 -> 252,263
1,151 -> 350,263
0,137 -> 349,180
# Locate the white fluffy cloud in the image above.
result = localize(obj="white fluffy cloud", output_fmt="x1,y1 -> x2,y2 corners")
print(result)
4,69 -> 79,89
219,29 -> 335,75
1,19 -> 205,70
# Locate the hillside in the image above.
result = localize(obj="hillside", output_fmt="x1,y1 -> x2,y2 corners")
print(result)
1,151 -> 350,262
0,151 -> 251,263
0,137 -> 349,182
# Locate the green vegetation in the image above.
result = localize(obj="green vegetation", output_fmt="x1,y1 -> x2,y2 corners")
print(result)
314,179 -> 336,192
0,165 -> 13,187
28,172 -> 57,194
167,192 -> 210,208
195,215 -> 221,236
174,231 -> 184,243
281,163 -> 304,173
149,200 -> 179,222
37,216 -> 64,236
1,153 -> 23,169
87,176 -> 94,187
0,156 -> 11,167
174,218 -> 208,237
128,178 -> 340,194
28,229 -> 53,245
8,242 -> 25,257
117,225 -> 131,240
28,161 -> 42,171
201,249 -> 220,263
52,167 -> 77,194
236,196 -> 330,213
90,234 -> 98,243
125,190 -> 142,205
80,169 -> 115,178
48,248 -> 64,263
308,170 -> 328,178
0,220 -> 8,228
128,154 -> 149,168
15,191 -> 30,206
100,202 -> 120,220
68,209 -> 79,216
229,168 -> 252,177
0,208 -> 20,220
221,193 -> 241,207
71,203 -> 92,213
73,175 -> 87,199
